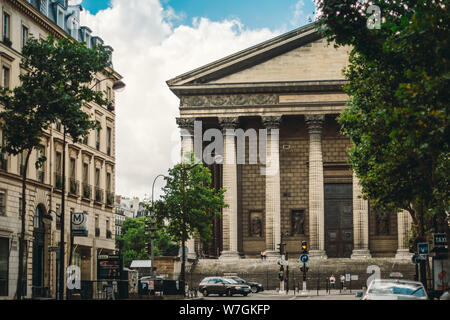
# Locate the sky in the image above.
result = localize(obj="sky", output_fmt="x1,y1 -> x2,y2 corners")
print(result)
69,0 -> 317,201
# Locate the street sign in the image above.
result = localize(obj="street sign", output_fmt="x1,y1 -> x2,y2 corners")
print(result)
278,259 -> 288,266
417,242 -> 429,256
345,274 -> 351,282
433,233 -> 447,247
300,254 -> 309,263
71,212 -> 88,237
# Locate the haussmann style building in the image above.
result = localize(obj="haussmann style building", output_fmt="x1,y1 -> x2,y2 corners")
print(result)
167,23 -> 415,266
0,0 -> 122,299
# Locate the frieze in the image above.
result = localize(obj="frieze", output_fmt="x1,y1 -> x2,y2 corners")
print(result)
180,94 -> 278,107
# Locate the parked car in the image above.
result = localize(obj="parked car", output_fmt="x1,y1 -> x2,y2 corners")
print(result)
198,277 -> 251,297
362,279 -> 428,300
224,276 -> 264,293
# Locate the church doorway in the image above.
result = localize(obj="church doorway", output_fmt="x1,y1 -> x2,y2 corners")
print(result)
324,183 -> 353,258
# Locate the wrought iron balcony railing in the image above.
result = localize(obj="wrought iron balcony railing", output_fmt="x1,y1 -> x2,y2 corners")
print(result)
95,187 -> 104,203
82,183 -> 92,200
69,179 -> 80,196
54,173 -> 63,190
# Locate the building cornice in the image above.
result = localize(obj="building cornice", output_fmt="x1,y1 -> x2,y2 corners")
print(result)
171,80 -> 348,97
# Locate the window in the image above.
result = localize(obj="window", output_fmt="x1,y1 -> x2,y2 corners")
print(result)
95,168 -> 100,187
107,87 -> 113,102
2,67 -> 10,89
95,215 -> 99,237
22,25 -> 28,48
0,190 -> 5,216
40,0 -> 49,16
57,8 -> 64,28
106,127 -> 112,156
71,21 -> 78,40
56,204 -> 61,230
83,163 -> 89,184
19,152 -> 26,176
0,237 -> 9,296
106,173 -> 111,192
3,12 -> 10,43
95,121 -> 101,151
69,158 -> 76,179
106,218 -> 111,238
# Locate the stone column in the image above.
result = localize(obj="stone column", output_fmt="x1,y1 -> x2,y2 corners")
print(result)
262,116 -> 282,258
176,117 -> 196,259
395,210 -> 413,259
305,115 -> 327,259
351,173 -> 372,259
218,117 -> 240,259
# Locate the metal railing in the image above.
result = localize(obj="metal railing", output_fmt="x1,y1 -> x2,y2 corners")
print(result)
106,191 -> 114,207
67,280 -> 129,300
37,170 -> 45,183
82,183 -> 92,200
69,178 -> 80,196
95,187 -> 104,203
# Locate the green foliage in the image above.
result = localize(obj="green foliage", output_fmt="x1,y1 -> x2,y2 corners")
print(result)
150,154 -> 227,246
316,1 -> 449,232
116,217 -> 179,268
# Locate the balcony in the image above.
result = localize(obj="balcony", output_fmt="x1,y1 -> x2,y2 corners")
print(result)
54,173 -> 63,190
106,191 -> 114,207
94,187 -> 104,203
69,179 -> 80,197
82,183 -> 92,200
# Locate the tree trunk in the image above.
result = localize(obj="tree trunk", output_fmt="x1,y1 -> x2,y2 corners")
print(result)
418,202 -> 428,291
15,150 -> 31,300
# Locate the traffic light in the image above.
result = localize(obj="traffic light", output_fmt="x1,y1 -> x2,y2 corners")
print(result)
301,241 -> 308,254
408,239 -> 415,253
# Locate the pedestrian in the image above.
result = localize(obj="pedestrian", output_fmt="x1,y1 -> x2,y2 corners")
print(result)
329,274 -> 336,291
340,274 -> 345,291
260,251 -> 264,260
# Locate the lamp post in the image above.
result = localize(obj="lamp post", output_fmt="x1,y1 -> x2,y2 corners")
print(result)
42,209 -> 62,300
57,77 -> 125,300
148,174 -> 166,280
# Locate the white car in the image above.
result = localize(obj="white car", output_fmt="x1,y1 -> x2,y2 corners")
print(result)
363,279 -> 428,300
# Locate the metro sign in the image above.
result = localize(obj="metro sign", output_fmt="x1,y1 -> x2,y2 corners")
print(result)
72,212 -> 88,237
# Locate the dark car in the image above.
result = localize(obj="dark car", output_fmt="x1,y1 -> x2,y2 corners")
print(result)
225,276 -> 264,293
198,277 -> 251,297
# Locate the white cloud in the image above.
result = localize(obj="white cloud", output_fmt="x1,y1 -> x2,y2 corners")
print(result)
78,0 -> 281,200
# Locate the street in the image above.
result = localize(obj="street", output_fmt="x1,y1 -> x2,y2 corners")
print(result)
192,290 -> 359,301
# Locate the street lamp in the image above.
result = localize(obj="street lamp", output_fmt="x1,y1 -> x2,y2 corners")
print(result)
57,76 -> 126,300
42,210 -> 62,300
147,174 -> 166,280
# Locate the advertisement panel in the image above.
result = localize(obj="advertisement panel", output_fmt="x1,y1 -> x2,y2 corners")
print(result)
97,255 -> 123,280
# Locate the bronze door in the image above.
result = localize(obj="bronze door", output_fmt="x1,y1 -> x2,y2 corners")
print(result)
324,184 -> 353,258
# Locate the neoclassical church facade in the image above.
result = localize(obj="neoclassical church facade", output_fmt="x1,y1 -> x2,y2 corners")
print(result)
167,23 -> 413,260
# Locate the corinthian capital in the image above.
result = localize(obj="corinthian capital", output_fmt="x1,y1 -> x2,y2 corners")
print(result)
262,116 -> 282,129
176,117 -> 195,134
305,114 -> 325,134
219,117 -> 239,130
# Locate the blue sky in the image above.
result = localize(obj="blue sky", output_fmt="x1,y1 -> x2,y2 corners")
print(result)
80,0 -> 317,30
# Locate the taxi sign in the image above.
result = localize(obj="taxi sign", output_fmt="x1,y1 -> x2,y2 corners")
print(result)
300,254 -> 309,263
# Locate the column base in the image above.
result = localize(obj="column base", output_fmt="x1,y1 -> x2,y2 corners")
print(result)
395,249 -> 413,260
219,251 -> 241,260
351,249 -> 372,260
308,250 -> 328,259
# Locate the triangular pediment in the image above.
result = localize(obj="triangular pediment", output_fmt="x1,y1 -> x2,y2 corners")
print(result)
167,22 -> 351,93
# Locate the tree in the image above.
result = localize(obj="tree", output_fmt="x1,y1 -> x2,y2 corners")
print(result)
151,155 -> 226,280
116,217 -> 179,268
315,0 -> 449,288
0,35 -> 113,299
